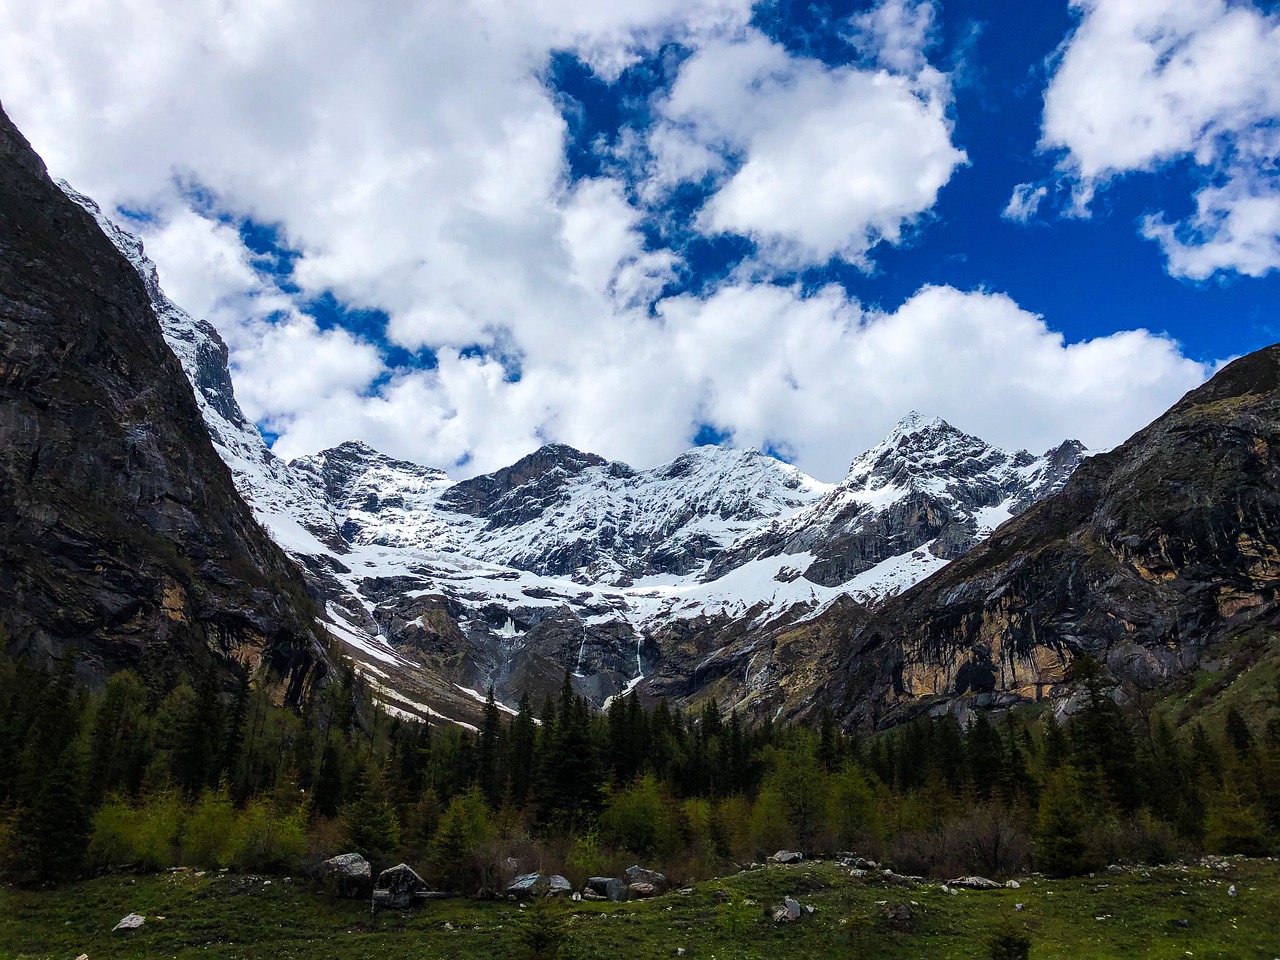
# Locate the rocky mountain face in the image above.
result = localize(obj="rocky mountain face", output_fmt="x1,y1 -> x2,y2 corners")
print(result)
0,104 -> 328,699
51,161 -> 1091,727
787,345 -> 1280,729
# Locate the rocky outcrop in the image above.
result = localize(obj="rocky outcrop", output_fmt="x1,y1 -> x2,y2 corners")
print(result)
709,415 -> 1085,590
0,103 -> 327,696
371,863 -> 431,909
317,853 -> 373,898
816,346 -> 1280,728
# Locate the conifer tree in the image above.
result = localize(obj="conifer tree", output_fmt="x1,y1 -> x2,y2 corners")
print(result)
1034,764 -> 1096,877
17,745 -> 90,882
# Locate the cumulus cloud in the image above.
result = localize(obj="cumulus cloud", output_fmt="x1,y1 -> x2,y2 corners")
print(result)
1041,0 -> 1280,278
1002,183 -> 1049,223
647,27 -> 966,266
264,280 -> 1209,483
0,0 -> 1211,483
847,0 -> 939,74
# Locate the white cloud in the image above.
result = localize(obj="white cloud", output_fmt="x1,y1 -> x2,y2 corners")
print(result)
847,0 -> 939,75
1041,0 -> 1280,278
269,280 -> 1208,483
1002,182 -> 1048,223
647,28 -> 967,266
0,0 -> 1211,484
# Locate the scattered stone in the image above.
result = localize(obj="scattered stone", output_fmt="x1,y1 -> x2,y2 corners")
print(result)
677,887 -> 693,896
881,869 -> 919,886
571,892 -> 581,902
1228,885 -> 1238,898
625,865 -> 669,893
546,875 -> 572,897
947,876 -> 1002,891
581,889 -> 606,902
884,903 -> 912,922
318,853 -> 373,899
940,885 -> 958,896
1171,918 -> 1189,928
586,877 -> 630,902
507,873 -> 546,898
712,889 -> 731,903
1005,879 -> 1021,889
850,869 -> 868,879
770,897 -> 803,923
113,914 -> 146,932
443,922 -> 454,931
1106,864 -> 1123,875
1015,903 -> 1024,912
629,882 -> 659,899
75,954 -> 89,959
770,850 -> 805,865
676,949 -> 686,956
372,863 -> 431,911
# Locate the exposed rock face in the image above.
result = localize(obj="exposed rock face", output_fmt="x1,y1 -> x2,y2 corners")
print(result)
0,103 -> 326,696
40,138 -> 1087,724
817,346 -> 1280,728
710,414 -> 1085,590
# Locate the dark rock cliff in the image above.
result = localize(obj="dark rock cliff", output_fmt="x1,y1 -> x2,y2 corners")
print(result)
816,345 -> 1280,728
0,103 -> 327,697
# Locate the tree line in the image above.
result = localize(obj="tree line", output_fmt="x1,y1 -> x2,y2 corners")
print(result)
0,650 -> 1276,888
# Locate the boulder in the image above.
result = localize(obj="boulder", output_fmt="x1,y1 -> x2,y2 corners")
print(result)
506,872 -> 572,898
372,863 -> 431,911
884,903 -> 912,923
769,850 -> 804,865
506,873 -> 544,898
586,876 -> 630,902
545,875 -> 572,898
624,865 -> 669,893
628,882 -> 659,899
947,876 -> 1002,891
318,853 -> 372,899
770,897 -> 803,923
113,914 -> 146,932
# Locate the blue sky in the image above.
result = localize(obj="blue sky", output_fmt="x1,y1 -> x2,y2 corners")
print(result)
1,0 -> 1276,480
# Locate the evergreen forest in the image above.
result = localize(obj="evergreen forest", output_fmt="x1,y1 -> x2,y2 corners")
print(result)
1,652 -> 1277,891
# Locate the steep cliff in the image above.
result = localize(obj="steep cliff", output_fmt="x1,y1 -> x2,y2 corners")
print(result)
818,345 -> 1280,728
0,103 -> 327,697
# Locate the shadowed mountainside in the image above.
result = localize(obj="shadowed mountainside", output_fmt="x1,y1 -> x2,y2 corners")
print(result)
0,102 -> 328,697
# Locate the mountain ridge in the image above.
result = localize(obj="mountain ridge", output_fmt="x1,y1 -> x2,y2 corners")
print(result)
56,177 -> 1090,725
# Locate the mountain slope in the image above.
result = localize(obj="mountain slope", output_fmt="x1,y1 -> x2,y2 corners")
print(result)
54,170 -> 1088,723
810,345 -> 1280,728
0,103 -> 327,697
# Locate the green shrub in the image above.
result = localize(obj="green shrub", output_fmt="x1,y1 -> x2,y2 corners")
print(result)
182,785 -> 237,868
230,797 -> 308,873
88,792 -> 184,870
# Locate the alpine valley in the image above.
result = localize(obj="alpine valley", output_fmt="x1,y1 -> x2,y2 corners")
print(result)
55,179 -> 1097,729
3,100 -> 1278,737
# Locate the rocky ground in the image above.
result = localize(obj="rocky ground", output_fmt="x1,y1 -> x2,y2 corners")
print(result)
3,856 -> 1276,959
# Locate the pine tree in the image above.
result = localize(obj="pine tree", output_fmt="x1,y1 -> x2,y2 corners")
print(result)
17,745 -> 91,883
1034,764 -> 1096,877
340,766 -> 401,864
509,693 -> 537,807
508,895 -> 568,960
477,685 -> 503,807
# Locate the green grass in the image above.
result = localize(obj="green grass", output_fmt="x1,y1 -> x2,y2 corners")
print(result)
2,859 -> 1279,960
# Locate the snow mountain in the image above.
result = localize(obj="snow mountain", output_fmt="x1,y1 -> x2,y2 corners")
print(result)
66,186 -> 1087,726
